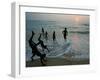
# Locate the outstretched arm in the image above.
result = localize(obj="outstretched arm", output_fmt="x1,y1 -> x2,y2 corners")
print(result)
38,34 -> 42,41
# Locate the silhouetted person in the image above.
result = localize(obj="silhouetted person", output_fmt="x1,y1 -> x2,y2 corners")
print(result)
45,31 -> 48,40
28,31 -> 46,66
42,27 -> 44,37
38,34 -> 49,52
62,28 -> 68,40
53,31 -> 56,41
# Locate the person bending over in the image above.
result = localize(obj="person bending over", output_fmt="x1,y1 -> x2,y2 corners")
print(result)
28,31 -> 46,66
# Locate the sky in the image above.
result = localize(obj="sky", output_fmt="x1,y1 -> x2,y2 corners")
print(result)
26,12 -> 89,26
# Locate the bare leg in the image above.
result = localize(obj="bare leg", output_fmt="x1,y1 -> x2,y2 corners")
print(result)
29,31 -> 35,42
31,53 -> 35,61
40,55 -> 46,66
40,58 -> 45,66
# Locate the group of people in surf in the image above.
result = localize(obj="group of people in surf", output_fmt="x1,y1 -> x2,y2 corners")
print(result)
28,28 -> 68,66
41,27 -> 68,41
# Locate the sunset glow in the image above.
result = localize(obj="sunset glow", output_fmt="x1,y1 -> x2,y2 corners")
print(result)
74,16 -> 81,25
75,16 -> 80,23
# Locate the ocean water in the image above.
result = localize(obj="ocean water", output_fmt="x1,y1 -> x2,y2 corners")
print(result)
26,20 -> 89,61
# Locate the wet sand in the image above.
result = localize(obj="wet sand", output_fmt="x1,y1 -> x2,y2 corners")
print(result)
26,57 -> 89,67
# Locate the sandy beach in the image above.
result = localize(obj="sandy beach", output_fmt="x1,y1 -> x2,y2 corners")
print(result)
26,57 -> 89,67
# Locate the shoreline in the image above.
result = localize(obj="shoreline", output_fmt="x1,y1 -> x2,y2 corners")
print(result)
26,57 -> 89,67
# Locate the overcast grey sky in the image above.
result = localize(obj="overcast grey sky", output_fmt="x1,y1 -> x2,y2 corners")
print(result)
26,12 -> 89,25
